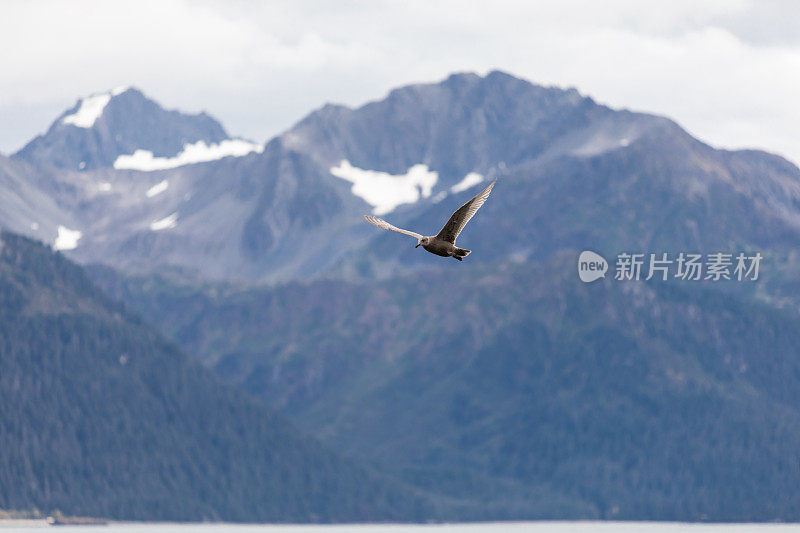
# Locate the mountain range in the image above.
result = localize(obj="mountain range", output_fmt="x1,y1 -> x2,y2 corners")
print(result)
5,72 -> 800,286
3,70 -> 800,521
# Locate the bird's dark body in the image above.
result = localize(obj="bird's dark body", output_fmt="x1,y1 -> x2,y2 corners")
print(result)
422,240 -> 470,260
422,240 -> 454,257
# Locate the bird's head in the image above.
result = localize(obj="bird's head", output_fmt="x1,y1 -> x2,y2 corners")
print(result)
416,237 -> 429,248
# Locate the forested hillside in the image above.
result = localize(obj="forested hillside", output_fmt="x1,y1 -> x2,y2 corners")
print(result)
0,231 -> 436,521
96,258 -> 800,521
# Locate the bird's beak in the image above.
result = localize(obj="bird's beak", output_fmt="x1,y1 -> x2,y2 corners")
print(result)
415,243 -> 421,248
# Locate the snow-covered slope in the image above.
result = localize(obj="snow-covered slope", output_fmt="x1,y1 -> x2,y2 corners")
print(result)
61,86 -> 128,128
330,160 -> 438,215
114,139 -> 263,171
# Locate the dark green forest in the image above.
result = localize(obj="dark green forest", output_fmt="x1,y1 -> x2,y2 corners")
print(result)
0,232 -> 436,521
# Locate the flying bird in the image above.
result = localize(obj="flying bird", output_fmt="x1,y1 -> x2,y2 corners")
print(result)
364,179 -> 496,261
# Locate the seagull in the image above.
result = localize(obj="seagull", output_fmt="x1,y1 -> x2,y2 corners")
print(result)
364,179 -> 496,261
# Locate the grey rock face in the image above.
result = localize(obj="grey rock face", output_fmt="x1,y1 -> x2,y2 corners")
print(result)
283,71 -> 609,188
0,155 -> 77,244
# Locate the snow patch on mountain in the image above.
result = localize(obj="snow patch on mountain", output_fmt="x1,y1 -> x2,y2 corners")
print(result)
146,180 -> 169,198
61,86 -> 127,128
330,160 -> 438,215
150,213 -> 178,231
53,226 -> 82,250
113,139 -> 263,171
451,172 -> 484,193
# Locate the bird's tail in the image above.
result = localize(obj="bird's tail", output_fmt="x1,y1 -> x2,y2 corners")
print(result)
455,247 -> 471,258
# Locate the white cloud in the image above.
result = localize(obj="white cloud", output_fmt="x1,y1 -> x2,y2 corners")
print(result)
451,172 -> 484,194
1,0 -> 799,164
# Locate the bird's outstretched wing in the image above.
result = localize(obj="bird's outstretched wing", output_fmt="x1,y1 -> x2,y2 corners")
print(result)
364,215 -> 423,240
436,179 -> 496,243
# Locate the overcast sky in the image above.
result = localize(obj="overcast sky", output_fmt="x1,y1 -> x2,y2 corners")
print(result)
2,0 -> 799,163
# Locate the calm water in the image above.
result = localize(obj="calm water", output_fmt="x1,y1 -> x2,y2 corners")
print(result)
2,523 -> 800,533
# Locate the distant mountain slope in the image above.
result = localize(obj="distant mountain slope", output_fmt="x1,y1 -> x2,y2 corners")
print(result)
5,71 -> 800,284
0,231 -> 437,522
13,87 -> 259,172
344,121 -> 800,278
0,155 -> 77,245
94,259 -> 800,521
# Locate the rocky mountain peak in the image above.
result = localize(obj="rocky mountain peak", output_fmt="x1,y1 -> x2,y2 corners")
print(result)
13,87 -> 248,172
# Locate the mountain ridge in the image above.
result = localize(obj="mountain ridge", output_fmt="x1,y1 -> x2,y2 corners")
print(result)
11,70 -> 799,284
